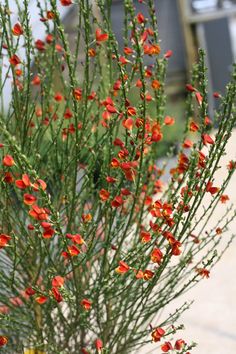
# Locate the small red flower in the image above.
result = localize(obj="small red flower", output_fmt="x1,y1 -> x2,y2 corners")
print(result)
161,341 -> 173,352
137,12 -> 145,23
81,298 -> 92,310
68,245 -> 80,256
143,269 -> 154,280
96,29 -> 108,42
220,194 -> 229,203
0,336 -> 8,347
164,50 -> 172,58
116,261 -> 130,274
52,276 -> 64,288
151,327 -> 165,342
174,339 -> 186,350
164,116 -> 175,126
73,88 -> 82,101
9,54 -> 21,66
23,193 -> 37,206
0,234 -> 11,249
35,296 -> 48,304
195,91 -> 203,105
35,39 -> 45,51
111,195 -> 123,208
52,287 -> 63,303
151,248 -> 163,264
3,155 -> 15,167
12,23 -> 23,36
99,189 -> 110,202
95,338 -> 103,351
60,0 -> 72,5
196,267 -> 210,278
202,133 -> 214,145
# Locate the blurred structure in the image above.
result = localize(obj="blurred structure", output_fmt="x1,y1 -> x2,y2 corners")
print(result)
2,0 -> 236,114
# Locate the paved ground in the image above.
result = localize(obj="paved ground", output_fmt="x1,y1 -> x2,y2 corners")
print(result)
138,129 -> 236,353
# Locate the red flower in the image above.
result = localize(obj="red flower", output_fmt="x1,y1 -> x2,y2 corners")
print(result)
0,336 -> 8,347
0,234 -> 11,249
95,338 -> 103,351
99,189 -> 110,201
3,155 -> 15,167
31,75 -> 41,86
12,23 -> 23,36
116,261 -> 130,274
202,134 -> 214,145
23,193 -> 37,206
73,88 -> 82,101
161,341 -> 173,352
9,54 -> 21,66
143,269 -> 154,280
151,327 -> 165,342
195,91 -> 203,105
174,339 -> 185,350
123,47 -> 133,55
137,12 -> 145,23
189,121 -> 199,132
164,50 -> 172,58
164,116 -> 175,126
60,0 -> 72,5
140,231 -> 151,243
81,298 -> 92,310
96,29 -> 108,42
35,296 -> 48,304
52,287 -> 63,303
186,84 -> 196,92
220,194 -> 229,203
29,205 -> 48,221
52,276 -> 64,288
151,248 -> 163,264
42,228 -> 55,239
111,195 -> 123,208
196,267 -> 210,278
35,39 -> 45,51
68,245 -> 80,256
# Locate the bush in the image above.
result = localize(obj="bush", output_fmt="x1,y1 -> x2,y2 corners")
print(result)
0,0 -> 235,353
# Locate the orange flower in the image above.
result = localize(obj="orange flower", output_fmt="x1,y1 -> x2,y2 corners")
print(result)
116,261 -> 130,274
52,276 -> 64,288
3,155 -> 15,167
151,79 -> 161,90
88,48 -> 96,57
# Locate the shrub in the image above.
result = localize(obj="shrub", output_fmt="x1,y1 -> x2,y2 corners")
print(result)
0,0 -> 235,353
